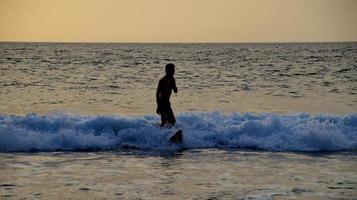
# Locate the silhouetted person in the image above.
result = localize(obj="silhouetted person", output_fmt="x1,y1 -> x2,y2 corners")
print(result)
156,63 -> 177,127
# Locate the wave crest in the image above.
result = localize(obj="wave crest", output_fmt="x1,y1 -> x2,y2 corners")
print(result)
0,112 -> 356,152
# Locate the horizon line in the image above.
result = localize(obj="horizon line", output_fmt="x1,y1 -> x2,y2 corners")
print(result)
1,40 -> 356,44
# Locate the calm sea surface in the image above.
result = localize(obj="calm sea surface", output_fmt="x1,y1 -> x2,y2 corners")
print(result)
0,42 -> 356,115
0,42 -> 356,199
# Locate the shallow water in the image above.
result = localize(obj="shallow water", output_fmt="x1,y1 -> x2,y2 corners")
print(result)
1,150 -> 356,199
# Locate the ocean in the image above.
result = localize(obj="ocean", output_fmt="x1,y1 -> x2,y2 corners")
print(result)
0,42 -> 356,199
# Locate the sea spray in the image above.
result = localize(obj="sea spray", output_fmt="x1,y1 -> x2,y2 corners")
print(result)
0,112 -> 356,152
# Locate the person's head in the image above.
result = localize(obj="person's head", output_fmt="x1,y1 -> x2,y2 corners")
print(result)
165,63 -> 175,76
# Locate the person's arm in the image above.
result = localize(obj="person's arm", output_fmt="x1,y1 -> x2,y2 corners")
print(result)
172,78 -> 178,93
156,80 -> 163,114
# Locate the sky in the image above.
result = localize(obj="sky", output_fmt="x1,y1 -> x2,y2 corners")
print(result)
0,0 -> 356,43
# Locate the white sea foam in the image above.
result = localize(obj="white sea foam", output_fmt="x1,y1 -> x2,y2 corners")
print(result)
0,112 -> 356,152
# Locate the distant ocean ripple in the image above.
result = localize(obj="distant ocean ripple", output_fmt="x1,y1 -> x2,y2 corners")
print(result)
0,42 -> 356,114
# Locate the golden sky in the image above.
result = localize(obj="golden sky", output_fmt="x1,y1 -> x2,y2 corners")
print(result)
0,0 -> 356,43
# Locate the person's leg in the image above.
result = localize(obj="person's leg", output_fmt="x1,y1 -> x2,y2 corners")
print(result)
159,108 -> 169,127
167,107 -> 176,126
160,112 -> 168,127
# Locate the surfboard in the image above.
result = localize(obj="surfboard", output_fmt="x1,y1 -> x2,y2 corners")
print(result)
169,129 -> 183,143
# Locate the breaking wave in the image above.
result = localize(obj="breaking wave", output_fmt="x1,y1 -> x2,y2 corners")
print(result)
0,112 -> 356,152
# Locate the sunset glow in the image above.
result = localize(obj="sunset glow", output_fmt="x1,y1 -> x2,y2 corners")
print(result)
0,0 -> 356,43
